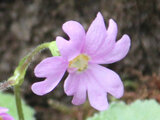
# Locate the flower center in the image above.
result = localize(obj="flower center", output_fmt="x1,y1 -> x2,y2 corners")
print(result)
69,54 -> 90,71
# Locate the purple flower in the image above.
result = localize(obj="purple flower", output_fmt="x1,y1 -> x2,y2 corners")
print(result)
32,12 -> 131,111
0,107 -> 14,120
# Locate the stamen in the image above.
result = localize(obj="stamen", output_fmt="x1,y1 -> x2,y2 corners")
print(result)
69,54 -> 89,71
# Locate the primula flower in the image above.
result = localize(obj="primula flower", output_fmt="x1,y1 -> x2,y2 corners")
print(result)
0,107 -> 14,120
32,12 -> 131,111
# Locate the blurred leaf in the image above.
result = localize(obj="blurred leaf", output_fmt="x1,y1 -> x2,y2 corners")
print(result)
87,100 -> 160,120
0,92 -> 35,120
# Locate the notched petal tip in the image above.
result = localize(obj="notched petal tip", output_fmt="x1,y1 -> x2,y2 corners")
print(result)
31,83 -> 46,96
114,85 -> 124,98
62,20 -> 79,31
97,104 -> 109,111
95,12 -> 105,23
58,21 -> 85,60
122,34 -> 131,45
56,36 -> 68,44
56,36 -> 66,40
90,96 -> 109,111
109,18 -> 115,23
71,98 -> 83,106
108,79 -> 124,99
107,18 -> 118,34
97,12 -> 103,18
62,20 -> 85,38
118,34 -> 131,54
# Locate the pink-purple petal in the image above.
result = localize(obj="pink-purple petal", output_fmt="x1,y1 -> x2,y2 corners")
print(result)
83,16 -> 119,62
64,72 -> 87,105
32,77 -> 60,96
0,113 -> 14,120
88,64 -> 124,98
91,34 -> 131,64
56,37 -> 69,58
87,72 -> 109,111
56,21 -> 85,60
64,72 -> 88,105
34,56 -> 67,78
32,56 -> 68,95
71,73 -> 87,105
91,19 -> 118,57
83,12 -> 107,55
64,73 -> 78,96
56,36 -> 80,60
106,19 -> 118,45
62,21 -> 85,42
0,107 -> 8,114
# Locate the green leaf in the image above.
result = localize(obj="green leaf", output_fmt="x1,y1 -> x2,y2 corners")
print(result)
87,100 -> 160,120
0,92 -> 35,120
48,41 -> 60,56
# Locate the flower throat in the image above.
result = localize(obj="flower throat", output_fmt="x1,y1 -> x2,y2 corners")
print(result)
69,54 -> 89,71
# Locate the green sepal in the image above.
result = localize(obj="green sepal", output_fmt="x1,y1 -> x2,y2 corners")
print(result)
49,41 -> 60,56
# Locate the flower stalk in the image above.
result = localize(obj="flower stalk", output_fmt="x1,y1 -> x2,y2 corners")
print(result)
8,42 -> 56,120
18,42 -> 51,78
14,85 -> 24,120
0,81 -> 14,91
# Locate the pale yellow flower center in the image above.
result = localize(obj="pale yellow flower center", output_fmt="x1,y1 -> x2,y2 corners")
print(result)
0,117 -> 3,120
69,54 -> 90,71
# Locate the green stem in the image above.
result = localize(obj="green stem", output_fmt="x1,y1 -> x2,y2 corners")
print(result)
10,42 -> 51,86
14,85 -> 24,120
19,42 -> 51,76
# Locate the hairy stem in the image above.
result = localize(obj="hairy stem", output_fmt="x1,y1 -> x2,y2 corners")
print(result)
0,81 -> 14,91
19,42 -> 51,77
14,85 -> 24,120
13,42 -> 51,120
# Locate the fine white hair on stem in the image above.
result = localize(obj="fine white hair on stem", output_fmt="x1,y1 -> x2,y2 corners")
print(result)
0,81 -> 14,91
